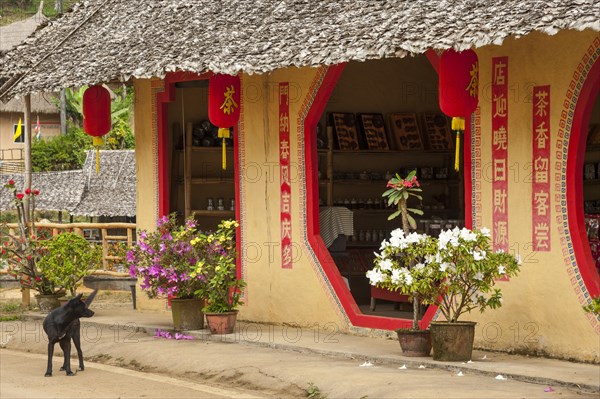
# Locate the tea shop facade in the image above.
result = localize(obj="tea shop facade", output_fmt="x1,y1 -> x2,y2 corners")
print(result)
129,30 -> 600,361
0,1 -> 598,362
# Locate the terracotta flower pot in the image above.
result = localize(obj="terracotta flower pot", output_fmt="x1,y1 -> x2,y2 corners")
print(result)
430,321 -> 476,361
396,329 -> 432,357
205,310 -> 238,334
171,298 -> 204,331
35,294 -> 61,313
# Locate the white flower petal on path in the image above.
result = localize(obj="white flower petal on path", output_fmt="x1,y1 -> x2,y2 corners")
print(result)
359,361 -> 373,367
418,365 -> 426,369
495,375 -> 507,380
481,355 -> 488,360
467,360 -> 473,364
457,371 -> 464,377
398,365 -> 407,370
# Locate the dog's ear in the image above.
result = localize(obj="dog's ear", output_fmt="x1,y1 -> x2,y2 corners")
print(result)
75,293 -> 84,301
84,290 -> 98,307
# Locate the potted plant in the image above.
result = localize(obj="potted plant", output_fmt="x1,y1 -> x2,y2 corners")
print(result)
368,229 -> 438,356
193,219 -> 245,334
1,180 -> 64,312
372,170 -> 433,356
37,232 -> 101,305
127,214 -> 207,331
427,227 -> 521,361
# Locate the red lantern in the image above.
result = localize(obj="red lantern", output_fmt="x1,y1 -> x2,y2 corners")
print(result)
83,85 -> 111,173
208,74 -> 241,170
438,49 -> 479,171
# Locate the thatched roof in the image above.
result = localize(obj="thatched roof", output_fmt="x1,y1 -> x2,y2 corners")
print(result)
71,150 -> 136,217
0,93 -> 58,114
0,170 -> 85,212
0,150 -> 136,217
1,0 -> 599,100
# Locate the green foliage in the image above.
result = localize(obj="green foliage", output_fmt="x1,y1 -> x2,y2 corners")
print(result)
193,220 -> 245,313
368,227 -> 521,324
583,297 -> 600,315
37,233 -> 101,297
306,383 -> 326,399
383,170 -> 423,229
32,126 -> 89,171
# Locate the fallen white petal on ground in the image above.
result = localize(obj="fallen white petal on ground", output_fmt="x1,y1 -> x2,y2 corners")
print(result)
495,375 -> 507,380
481,355 -> 488,360
359,361 -> 373,367
457,371 -> 464,377
398,365 -> 407,370
544,387 -> 555,392
418,365 -> 426,369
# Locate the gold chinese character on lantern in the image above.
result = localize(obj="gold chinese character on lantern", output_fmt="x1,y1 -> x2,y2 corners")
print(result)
220,85 -> 239,115
466,62 -> 479,97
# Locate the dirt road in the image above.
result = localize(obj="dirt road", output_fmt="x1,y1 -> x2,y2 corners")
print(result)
1,349 -> 264,399
1,320 -> 597,399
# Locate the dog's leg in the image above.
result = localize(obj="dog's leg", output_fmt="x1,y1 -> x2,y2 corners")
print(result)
72,326 -> 85,371
45,342 -> 55,377
58,338 -> 74,376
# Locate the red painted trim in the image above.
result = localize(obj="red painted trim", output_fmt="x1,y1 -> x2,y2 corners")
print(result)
463,116 -> 473,230
425,49 -> 440,74
304,65 -> 435,330
567,57 -> 600,296
155,71 -> 212,217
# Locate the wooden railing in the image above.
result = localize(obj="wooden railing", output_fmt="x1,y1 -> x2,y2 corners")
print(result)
1,222 -> 137,277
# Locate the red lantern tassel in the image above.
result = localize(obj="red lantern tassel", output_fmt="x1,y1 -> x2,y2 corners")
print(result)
451,117 -> 465,172
217,128 -> 230,170
93,136 -> 103,174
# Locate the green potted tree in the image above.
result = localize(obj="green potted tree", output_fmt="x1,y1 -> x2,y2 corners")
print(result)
368,229 -> 438,356
128,214 -> 208,331
372,170 -> 434,356
37,232 -> 101,305
427,227 -> 521,361
193,219 -> 245,334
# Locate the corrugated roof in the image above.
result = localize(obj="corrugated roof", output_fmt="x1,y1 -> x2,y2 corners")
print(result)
0,150 -> 136,217
1,0 -> 598,100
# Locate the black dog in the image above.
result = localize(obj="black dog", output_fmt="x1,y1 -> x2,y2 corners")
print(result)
43,291 -> 97,377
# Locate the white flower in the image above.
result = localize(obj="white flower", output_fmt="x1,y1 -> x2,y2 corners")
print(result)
390,228 -> 405,239
414,262 -> 425,271
379,258 -> 393,271
474,272 -> 484,280
404,273 -> 413,286
389,236 -> 401,248
439,262 -> 449,272
379,240 -> 389,250
391,269 -> 402,284
366,269 -> 385,285
460,228 -> 477,242
498,265 -> 506,275
480,227 -> 491,237
473,250 -> 486,261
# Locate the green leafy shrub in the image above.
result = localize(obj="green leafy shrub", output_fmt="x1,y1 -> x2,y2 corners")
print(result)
37,233 -> 101,297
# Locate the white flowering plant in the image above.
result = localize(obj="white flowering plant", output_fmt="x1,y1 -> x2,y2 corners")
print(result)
431,227 -> 521,323
367,229 -> 440,330
367,227 -> 521,326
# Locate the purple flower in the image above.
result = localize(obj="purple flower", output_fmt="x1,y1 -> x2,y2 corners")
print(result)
129,265 -> 137,277
157,215 -> 169,227
185,219 -> 197,229
161,233 -> 173,241
140,231 -> 147,239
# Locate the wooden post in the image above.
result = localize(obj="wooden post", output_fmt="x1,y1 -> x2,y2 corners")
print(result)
184,122 -> 193,218
101,228 -> 108,270
23,94 -> 32,222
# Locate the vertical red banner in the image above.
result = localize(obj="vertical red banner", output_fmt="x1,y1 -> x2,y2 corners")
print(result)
491,57 -> 509,253
279,82 -> 292,269
532,85 -> 551,251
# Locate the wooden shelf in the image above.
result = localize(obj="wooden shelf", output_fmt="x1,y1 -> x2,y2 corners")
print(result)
192,210 -> 235,217
177,147 -> 234,152
320,178 -> 460,185
583,179 -> 600,185
317,149 -> 453,155
191,177 -> 234,184
347,242 -> 381,248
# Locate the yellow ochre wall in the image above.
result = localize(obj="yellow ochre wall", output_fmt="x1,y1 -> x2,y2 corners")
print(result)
132,29 -> 599,360
466,29 -> 600,361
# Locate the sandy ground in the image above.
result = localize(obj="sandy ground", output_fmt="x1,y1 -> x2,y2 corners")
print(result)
1,318 -> 596,399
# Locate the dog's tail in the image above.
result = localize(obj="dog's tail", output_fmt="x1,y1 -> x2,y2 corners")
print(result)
84,289 -> 98,307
